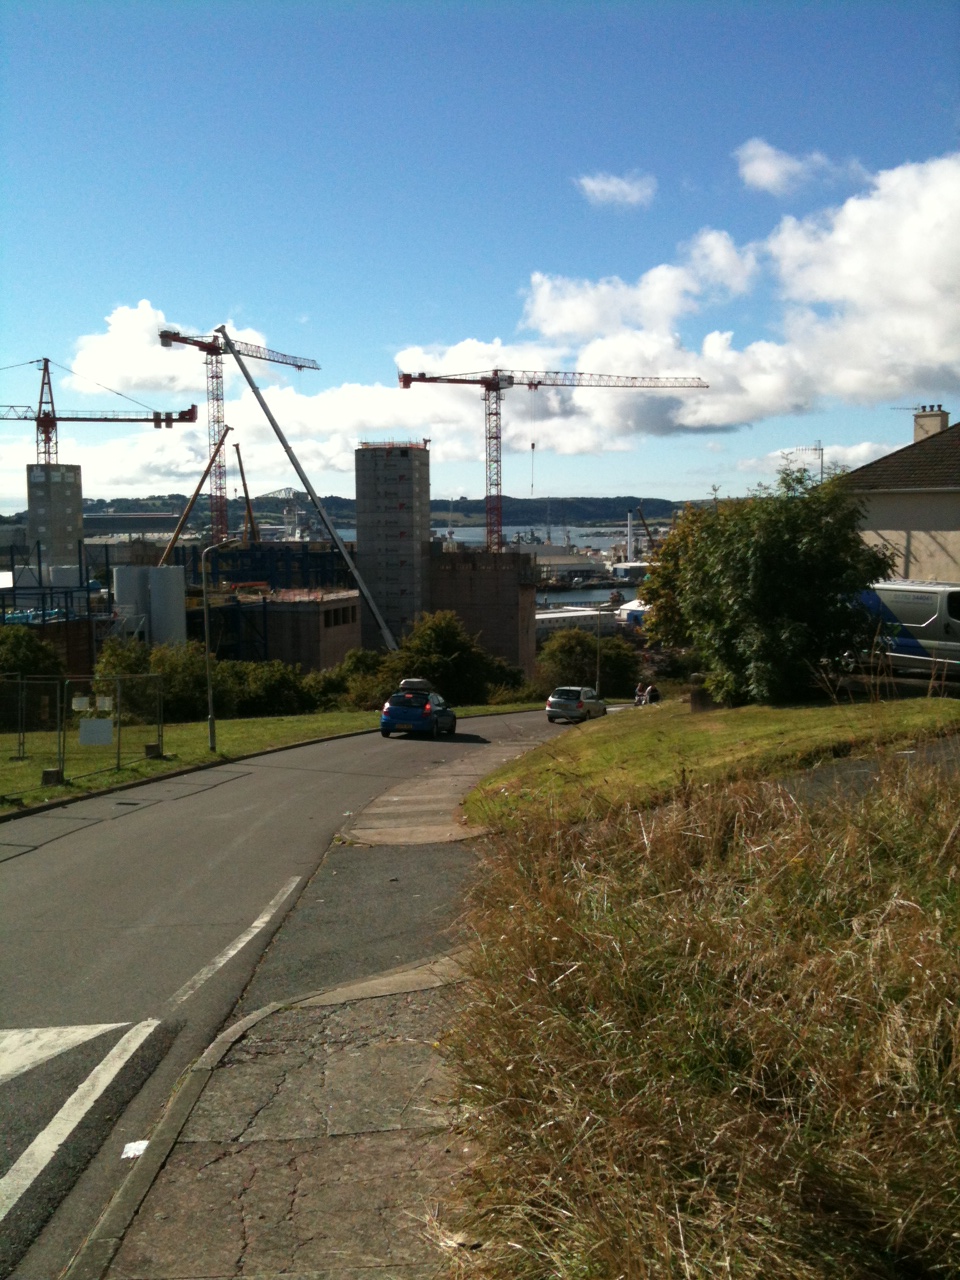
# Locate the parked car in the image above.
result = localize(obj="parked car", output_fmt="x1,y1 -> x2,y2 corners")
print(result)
545,686 -> 607,723
380,680 -> 457,738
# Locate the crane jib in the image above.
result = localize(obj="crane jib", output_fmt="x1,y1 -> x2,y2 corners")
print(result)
397,366 -> 708,552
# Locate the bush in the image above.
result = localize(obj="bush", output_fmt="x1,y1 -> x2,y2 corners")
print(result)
0,625 -> 64,678
537,628 -> 640,697
148,642 -> 211,722
380,611 -> 520,705
644,467 -> 894,704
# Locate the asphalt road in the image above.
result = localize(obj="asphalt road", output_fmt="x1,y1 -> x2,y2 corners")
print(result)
0,710 -> 562,1279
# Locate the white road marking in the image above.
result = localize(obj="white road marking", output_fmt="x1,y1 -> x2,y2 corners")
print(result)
0,1020 -> 159,1223
0,1024 -> 127,1086
167,875 -> 302,1008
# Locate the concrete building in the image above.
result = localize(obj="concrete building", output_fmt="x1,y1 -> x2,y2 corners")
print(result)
847,405 -> 960,581
188,590 -> 361,670
428,546 -> 537,678
26,463 -> 83,578
355,441 -> 431,645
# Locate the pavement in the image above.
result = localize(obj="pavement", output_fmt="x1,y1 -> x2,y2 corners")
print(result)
52,738 -> 546,1280
70,956 -> 469,1280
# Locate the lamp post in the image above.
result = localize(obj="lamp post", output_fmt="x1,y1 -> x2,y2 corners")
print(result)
202,538 -> 239,752
596,603 -> 602,697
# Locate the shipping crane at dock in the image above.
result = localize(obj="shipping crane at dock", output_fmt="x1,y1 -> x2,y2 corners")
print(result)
1,357 -> 198,463
159,329 -> 319,542
399,368 -> 708,552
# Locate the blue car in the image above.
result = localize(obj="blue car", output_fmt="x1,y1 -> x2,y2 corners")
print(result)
380,680 -> 457,738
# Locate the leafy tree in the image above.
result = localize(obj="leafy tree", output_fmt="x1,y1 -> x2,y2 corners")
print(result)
537,628 -> 640,697
0,625 -> 64,678
643,468 -> 894,704
380,611 -> 521,705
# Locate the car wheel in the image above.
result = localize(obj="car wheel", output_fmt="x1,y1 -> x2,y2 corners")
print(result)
547,715 -> 557,722
431,720 -> 439,739
446,717 -> 457,735
380,728 -> 391,738
600,705 -> 607,715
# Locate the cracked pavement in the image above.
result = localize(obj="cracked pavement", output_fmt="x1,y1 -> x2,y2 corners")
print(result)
104,983 -> 467,1280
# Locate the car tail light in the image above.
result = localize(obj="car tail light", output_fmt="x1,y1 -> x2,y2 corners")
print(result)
382,701 -> 390,713
423,702 -> 432,716
576,701 -> 584,709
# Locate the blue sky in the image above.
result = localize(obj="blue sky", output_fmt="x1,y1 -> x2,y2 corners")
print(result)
1,0 -> 958,511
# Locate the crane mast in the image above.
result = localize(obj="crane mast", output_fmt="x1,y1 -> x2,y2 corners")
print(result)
399,368 -> 708,552
159,329 -> 319,541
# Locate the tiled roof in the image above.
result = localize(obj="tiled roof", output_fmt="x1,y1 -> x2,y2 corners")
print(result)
846,421 -> 960,491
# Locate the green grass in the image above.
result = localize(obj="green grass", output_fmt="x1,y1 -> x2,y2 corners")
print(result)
0,700 -> 543,816
466,695 -> 960,826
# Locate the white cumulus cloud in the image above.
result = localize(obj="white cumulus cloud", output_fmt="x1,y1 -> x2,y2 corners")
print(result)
740,441 -> 901,475
21,150 -> 955,507
574,171 -> 657,207
734,137 -> 827,195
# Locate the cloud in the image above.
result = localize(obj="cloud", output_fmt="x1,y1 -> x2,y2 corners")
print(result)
64,300 -> 268,400
739,441 -> 900,475
733,137 -> 868,197
574,171 -> 657,207
12,150 -> 953,507
734,138 -> 826,195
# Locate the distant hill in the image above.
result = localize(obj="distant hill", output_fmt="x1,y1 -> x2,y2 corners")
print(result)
78,493 -> 684,529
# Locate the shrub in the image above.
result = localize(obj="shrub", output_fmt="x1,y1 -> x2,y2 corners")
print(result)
537,627 -> 640,696
644,467 -> 894,704
0,625 -> 64,678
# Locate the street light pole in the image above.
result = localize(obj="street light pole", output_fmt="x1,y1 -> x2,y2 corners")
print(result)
596,603 -> 602,697
202,538 -> 239,752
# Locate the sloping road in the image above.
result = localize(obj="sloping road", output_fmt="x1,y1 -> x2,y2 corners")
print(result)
0,711 -> 561,1279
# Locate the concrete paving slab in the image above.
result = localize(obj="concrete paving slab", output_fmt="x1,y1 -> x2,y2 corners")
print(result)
323,1041 -> 451,1136
104,984 -> 467,1280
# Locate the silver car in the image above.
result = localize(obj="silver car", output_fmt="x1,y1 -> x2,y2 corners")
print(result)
546,686 -> 607,723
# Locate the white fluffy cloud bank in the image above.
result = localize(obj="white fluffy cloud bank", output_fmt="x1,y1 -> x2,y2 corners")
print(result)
15,149 -> 957,503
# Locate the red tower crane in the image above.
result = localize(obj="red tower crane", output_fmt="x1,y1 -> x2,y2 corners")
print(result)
1,358 -> 198,463
399,368 -> 708,552
159,330 -> 319,542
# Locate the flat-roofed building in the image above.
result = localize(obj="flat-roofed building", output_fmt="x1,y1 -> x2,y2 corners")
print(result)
355,441 -> 431,645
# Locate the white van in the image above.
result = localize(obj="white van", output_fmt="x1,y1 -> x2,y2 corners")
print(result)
862,581 -> 960,674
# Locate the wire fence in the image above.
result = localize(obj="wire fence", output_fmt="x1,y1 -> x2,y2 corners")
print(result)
0,674 -> 163,802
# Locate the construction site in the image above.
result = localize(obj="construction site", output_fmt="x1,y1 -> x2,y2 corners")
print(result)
0,334 -> 707,679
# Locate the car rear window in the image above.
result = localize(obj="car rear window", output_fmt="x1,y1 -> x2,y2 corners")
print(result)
388,692 -> 429,707
552,688 -> 581,700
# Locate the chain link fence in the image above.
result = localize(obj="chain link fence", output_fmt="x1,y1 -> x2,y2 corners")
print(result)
0,674 -> 164,802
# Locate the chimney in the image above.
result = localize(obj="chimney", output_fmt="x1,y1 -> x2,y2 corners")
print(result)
914,404 -> 950,442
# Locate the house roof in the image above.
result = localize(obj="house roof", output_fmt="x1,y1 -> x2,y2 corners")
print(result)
846,420 -> 960,491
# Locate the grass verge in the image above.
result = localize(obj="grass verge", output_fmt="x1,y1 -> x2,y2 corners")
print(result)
447,751 -> 960,1277
466,696 -> 960,826
0,700 -> 543,816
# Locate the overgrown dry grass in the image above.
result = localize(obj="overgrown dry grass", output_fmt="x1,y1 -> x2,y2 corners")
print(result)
446,749 -> 960,1278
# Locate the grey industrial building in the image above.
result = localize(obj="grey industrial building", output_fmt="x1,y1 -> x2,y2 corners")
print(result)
355,441 -> 431,646
26,463 -> 82,576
